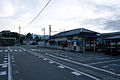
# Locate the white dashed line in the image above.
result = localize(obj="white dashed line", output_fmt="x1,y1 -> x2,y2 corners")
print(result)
102,66 -> 109,68
0,63 -> 8,66
0,50 -> 3,52
12,60 -> 15,63
11,57 -> 14,60
58,65 -> 65,69
10,50 -> 13,52
2,64 -> 8,68
72,71 -> 82,76
46,53 -> 120,77
29,51 -> 100,80
14,50 -> 17,51
19,50 -> 22,51
4,61 -> 7,63
5,50 -> 8,52
43,58 -> 47,60
49,61 -> 54,64
4,58 -> 8,60
5,56 -> 8,58
0,71 -> 7,75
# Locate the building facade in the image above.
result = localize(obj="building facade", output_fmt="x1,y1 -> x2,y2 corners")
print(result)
49,28 -> 99,52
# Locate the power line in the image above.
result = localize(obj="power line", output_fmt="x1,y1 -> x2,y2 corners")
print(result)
23,0 -> 52,29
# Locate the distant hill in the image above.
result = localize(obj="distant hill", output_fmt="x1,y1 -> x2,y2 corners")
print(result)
33,34 -> 50,40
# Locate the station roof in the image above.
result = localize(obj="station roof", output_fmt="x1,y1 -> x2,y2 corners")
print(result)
100,32 -> 120,37
104,35 -> 120,40
51,28 -> 99,38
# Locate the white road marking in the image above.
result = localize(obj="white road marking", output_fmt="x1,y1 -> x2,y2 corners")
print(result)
53,58 -> 100,80
19,50 -> 22,51
14,50 -> 17,51
12,60 -> 15,63
4,58 -> 8,60
102,66 -> 109,68
89,59 -> 120,65
58,65 -> 65,69
72,71 -> 82,76
43,58 -> 47,60
8,47 -> 12,80
0,63 -> 8,66
11,57 -> 14,60
23,49 -> 26,51
46,53 -> 120,77
0,50 -> 3,52
10,50 -> 13,52
5,50 -> 8,52
0,71 -> 7,75
29,51 -> 100,80
5,56 -> 8,58
49,61 -> 54,64
2,64 -> 8,68
4,61 -> 7,63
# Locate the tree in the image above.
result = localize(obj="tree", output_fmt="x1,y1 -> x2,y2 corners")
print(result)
26,33 -> 33,40
10,32 -> 19,40
35,36 -> 39,43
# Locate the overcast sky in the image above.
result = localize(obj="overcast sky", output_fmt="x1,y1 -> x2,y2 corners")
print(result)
0,0 -> 120,35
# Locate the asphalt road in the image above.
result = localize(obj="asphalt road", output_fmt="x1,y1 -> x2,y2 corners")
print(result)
0,45 -> 120,80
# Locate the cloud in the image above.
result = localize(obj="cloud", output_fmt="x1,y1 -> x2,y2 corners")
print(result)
0,0 -> 120,34
0,0 -> 15,17
103,20 -> 120,31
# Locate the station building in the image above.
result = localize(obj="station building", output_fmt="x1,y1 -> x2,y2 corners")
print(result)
49,28 -> 99,52
99,32 -> 120,55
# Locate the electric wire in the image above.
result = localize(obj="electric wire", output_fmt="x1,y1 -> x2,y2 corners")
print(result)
23,0 -> 52,29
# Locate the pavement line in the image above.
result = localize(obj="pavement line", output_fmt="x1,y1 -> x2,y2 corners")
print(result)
5,50 -> 8,52
89,59 -> 120,65
51,58 -> 100,80
58,65 -> 65,69
19,50 -> 22,51
14,50 -> 17,51
46,53 -> 120,77
49,61 -> 54,63
36,53 -> 100,80
0,50 -> 3,52
72,71 -> 82,76
4,61 -> 7,63
10,50 -> 13,52
8,47 -> 12,80
0,63 -> 8,66
4,58 -> 8,60
2,64 -> 8,68
43,58 -> 47,60
0,71 -> 7,75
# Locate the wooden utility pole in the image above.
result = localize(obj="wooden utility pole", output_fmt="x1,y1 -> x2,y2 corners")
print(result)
19,26 -> 21,45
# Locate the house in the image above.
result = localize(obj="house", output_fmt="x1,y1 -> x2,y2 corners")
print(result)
49,28 -> 99,52
0,37 -> 15,46
0,30 -> 16,46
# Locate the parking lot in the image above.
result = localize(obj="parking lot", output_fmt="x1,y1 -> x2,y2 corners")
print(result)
32,47 -> 120,75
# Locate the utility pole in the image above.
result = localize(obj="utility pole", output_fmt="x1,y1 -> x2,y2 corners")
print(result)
44,28 -> 45,47
49,25 -> 51,37
19,26 -> 21,45
41,28 -> 45,47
